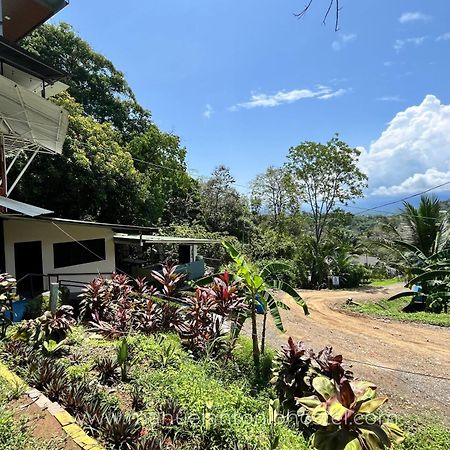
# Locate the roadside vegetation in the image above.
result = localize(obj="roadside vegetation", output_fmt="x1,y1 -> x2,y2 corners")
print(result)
346,297 -> 450,327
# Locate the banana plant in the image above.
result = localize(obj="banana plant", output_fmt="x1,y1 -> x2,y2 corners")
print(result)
221,241 -> 308,371
297,375 -> 404,450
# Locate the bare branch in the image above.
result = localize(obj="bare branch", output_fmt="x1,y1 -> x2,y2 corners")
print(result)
294,0 -> 314,19
295,0 -> 342,31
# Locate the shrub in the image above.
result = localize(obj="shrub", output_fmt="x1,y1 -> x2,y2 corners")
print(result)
13,305 -> 75,345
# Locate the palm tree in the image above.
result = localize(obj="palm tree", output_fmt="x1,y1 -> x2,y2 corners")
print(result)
401,195 -> 447,258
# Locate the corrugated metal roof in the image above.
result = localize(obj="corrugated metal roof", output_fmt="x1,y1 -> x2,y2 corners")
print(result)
114,233 -> 220,245
0,197 -> 52,216
0,214 -> 158,232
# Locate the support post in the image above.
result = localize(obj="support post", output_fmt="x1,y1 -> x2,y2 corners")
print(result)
49,282 -> 59,313
0,134 -> 7,214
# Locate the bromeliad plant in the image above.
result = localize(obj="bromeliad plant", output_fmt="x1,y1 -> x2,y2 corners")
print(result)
297,375 -> 404,450
221,241 -> 309,372
13,305 -> 75,345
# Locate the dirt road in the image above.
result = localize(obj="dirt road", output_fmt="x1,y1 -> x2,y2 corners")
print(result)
245,283 -> 450,420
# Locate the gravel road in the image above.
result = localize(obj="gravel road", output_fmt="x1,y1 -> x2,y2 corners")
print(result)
244,283 -> 450,421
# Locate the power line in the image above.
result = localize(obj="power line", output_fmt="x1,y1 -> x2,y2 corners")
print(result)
346,358 -> 450,382
355,181 -> 450,215
345,204 -> 450,221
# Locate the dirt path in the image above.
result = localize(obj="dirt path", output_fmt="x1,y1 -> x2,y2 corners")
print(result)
245,283 -> 450,420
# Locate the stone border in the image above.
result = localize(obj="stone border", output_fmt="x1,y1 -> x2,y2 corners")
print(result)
0,362 -> 105,450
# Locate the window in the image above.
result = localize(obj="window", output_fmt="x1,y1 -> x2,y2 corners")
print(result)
53,238 -> 106,269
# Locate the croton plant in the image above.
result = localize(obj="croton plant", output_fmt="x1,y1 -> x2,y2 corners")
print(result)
297,375 -> 404,450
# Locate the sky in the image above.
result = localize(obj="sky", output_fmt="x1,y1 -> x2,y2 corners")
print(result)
54,0 -> 450,212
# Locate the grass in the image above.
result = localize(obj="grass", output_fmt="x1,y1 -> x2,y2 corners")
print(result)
399,416 -> 450,450
348,297 -> 450,327
369,278 -> 403,287
0,380 -> 61,450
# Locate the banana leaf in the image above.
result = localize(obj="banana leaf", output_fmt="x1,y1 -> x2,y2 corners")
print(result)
270,280 -> 309,315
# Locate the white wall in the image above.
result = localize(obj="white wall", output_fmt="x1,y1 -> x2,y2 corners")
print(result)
3,218 -> 115,291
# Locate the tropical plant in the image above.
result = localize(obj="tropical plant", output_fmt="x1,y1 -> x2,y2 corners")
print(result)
382,196 -> 450,313
297,375 -> 404,450
94,356 -> 120,385
100,408 -> 143,450
42,339 -> 67,356
151,263 -> 185,298
117,337 -> 131,382
399,195 -> 448,258
13,305 -> 75,344
272,338 -> 354,416
268,399 -> 281,450
0,273 -> 17,337
221,241 -> 308,371
271,338 -> 314,412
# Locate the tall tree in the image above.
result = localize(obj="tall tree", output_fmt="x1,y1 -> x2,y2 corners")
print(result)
251,166 -> 298,225
199,166 -> 248,237
286,135 -> 367,286
127,128 -> 200,224
13,94 -> 149,224
22,23 -> 151,140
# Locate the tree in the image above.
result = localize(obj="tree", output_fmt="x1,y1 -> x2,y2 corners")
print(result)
286,135 -> 367,286
199,166 -> 249,237
399,195 -> 448,258
127,127 -> 201,225
251,166 -> 298,226
22,23 -> 151,140
12,94 -> 150,224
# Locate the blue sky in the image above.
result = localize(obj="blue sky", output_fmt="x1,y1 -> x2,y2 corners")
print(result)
54,0 -> 450,211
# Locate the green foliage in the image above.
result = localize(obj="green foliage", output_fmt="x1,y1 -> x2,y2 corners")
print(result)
0,273 -> 16,338
136,355 -> 307,449
401,195 -> 447,258
298,375 -> 404,450
23,23 -> 150,139
0,402 -> 59,450
199,165 -> 250,237
13,305 -> 75,345
251,166 -> 299,225
286,135 -> 368,286
347,298 -> 450,327
398,421 -> 450,450
117,337 -> 131,382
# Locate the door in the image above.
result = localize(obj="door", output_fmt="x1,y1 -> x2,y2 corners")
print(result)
14,241 -> 43,297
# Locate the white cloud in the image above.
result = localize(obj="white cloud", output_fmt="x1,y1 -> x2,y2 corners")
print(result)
377,96 -> 403,102
436,32 -> 450,41
399,12 -> 432,24
394,36 -> 426,51
230,86 -> 347,110
359,95 -> 450,196
203,104 -> 213,119
383,61 -> 394,67
373,169 -> 450,196
331,33 -> 356,51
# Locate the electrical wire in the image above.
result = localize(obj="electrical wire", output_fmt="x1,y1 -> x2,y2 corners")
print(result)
354,181 -> 450,216
346,358 -> 450,382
